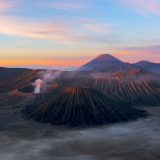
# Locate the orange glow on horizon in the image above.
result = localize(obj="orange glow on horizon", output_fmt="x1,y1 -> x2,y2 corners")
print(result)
0,59 -> 88,67
0,50 -> 159,68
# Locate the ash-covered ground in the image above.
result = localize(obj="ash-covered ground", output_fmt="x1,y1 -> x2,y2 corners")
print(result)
0,106 -> 160,160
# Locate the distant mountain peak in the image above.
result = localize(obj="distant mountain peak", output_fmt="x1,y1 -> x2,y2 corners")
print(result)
78,54 -> 139,72
93,54 -> 123,63
96,53 -> 115,58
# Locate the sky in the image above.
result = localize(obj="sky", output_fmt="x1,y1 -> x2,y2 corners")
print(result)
0,0 -> 160,69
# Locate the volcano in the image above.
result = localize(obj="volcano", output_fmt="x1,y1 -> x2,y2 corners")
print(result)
78,54 -> 139,72
23,87 -> 147,127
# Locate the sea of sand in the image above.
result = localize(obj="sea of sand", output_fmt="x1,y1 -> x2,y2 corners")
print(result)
0,106 -> 160,160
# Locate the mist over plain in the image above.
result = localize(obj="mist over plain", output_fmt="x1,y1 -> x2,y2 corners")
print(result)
0,107 -> 160,160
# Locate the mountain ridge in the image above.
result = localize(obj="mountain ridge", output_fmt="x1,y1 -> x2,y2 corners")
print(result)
134,61 -> 160,73
78,54 -> 140,72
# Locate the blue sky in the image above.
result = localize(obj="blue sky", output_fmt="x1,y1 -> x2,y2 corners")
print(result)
0,0 -> 160,67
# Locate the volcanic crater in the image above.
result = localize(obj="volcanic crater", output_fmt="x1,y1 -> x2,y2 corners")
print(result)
22,87 -> 147,127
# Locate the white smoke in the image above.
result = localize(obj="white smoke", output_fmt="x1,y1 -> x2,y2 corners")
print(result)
33,70 -> 63,94
41,70 -> 62,83
33,79 -> 43,94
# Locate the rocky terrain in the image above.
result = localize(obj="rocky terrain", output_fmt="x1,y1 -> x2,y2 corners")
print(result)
0,54 -> 159,128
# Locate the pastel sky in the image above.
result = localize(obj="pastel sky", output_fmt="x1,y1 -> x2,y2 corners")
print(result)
0,0 -> 160,69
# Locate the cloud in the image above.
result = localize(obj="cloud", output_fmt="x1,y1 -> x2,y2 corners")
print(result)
120,0 -> 160,15
39,0 -> 87,10
0,0 -> 113,44
0,16 -> 74,44
73,22 -> 113,43
0,0 -> 18,12
82,23 -> 112,34
115,45 -> 160,63
0,15 -> 113,44
120,45 -> 160,51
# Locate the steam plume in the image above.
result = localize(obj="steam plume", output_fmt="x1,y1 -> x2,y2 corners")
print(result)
33,79 -> 43,94
33,70 -> 63,94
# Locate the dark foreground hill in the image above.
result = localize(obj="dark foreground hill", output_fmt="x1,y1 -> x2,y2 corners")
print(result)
0,67 -> 29,82
22,88 -> 147,127
0,69 -> 39,93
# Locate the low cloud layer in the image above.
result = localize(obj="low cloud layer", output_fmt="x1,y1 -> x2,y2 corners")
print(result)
0,107 -> 160,160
